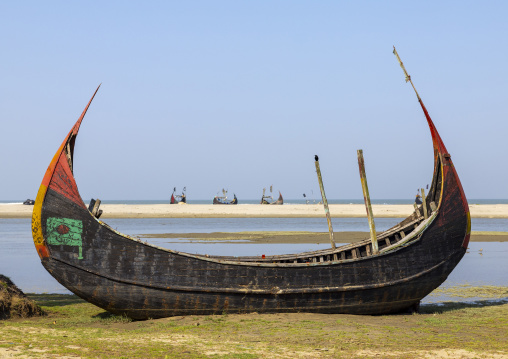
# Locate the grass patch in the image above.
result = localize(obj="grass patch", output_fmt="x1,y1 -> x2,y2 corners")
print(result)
0,287 -> 506,358
429,284 -> 508,299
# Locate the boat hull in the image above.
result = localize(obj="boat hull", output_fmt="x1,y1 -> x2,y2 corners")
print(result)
212,196 -> 237,204
39,159 -> 467,318
43,250 -> 464,319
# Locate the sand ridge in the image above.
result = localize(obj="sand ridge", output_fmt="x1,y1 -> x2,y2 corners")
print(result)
2,203 -> 508,219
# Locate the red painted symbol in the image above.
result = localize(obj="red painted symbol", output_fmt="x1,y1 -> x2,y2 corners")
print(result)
56,224 -> 70,235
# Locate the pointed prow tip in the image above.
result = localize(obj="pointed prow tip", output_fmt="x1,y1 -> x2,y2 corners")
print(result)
72,84 -> 102,135
90,83 -> 102,101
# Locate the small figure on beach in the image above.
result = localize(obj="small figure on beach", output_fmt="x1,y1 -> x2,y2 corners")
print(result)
414,192 -> 422,205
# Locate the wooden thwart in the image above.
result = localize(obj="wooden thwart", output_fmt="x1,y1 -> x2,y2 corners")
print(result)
88,198 -> 103,219
421,188 -> 428,219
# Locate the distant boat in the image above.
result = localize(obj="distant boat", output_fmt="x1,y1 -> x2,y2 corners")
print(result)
213,189 -> 238,205
170,187 -> 186,204
23,199 -> 35,205
260,186 -> 283,205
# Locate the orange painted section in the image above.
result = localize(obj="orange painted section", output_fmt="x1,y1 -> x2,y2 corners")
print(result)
31,85 -> 101,259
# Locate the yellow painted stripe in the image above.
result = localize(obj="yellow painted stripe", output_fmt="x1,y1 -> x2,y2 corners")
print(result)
31,184 -> 47,247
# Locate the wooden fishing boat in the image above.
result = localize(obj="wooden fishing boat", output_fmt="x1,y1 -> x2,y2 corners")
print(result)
212,189 -> 238,205
31,53 -> 470,320
260,189 -> 283,205
170,187 -> 186,204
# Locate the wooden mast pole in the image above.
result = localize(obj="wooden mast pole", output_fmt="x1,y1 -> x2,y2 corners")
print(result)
357,149 -> 379,254
393,46 -> 421,101
394,47 -> 431,221
421,187 -> 428,219
314,155 -> 336,249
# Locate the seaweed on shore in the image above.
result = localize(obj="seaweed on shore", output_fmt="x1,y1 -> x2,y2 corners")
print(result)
0,274 -> 44,319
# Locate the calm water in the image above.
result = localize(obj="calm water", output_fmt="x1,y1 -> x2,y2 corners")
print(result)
97,217 -> 508,235
0,218 -> 506,301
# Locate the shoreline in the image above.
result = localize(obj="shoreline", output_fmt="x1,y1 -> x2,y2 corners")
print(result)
2,203 -> 508,219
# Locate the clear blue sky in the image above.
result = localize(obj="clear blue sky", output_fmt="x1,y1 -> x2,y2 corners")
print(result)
1,1 -> 507,201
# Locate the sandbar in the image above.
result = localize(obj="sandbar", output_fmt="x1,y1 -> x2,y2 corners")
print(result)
1,203 -> 508,219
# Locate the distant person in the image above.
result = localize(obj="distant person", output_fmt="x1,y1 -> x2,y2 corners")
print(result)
415,193 -> 422,205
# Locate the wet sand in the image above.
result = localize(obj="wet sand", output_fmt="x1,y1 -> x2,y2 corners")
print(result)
2,203 -> 508,218
139,231 -> 508,243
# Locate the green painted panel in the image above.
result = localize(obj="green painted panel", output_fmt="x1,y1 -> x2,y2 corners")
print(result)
46,217 -> 83,259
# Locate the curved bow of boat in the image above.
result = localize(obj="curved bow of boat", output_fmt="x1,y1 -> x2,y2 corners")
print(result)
393,46 -> 470,249
31,85 -> 101,259
419,98 -> 471,249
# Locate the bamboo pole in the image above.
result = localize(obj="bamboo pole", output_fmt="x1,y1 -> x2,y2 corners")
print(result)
357,150 -> 379,254
421,188 -> 428,219
393,46 -> 421,101
314,155 -> 336,249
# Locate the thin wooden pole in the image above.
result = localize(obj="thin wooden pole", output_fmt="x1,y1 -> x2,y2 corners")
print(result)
357,150 -> 379,254
314,155 -> 336,249
421,188 -> 428,219
393,46 -> 421,101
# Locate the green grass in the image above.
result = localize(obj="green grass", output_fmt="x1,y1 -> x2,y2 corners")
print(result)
0,287 -> 506,358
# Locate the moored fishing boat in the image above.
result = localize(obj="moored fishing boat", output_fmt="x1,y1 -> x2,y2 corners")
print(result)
260,186 -> 283,205
212,189 -> 238,205
31,50 -> 470,319
170,187 -> 186,204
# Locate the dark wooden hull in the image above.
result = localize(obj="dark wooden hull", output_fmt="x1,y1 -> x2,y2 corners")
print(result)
261,192 -> 284,205
170,193 -> 186,204
213,195 -> 237,205
32,85 -> 470,320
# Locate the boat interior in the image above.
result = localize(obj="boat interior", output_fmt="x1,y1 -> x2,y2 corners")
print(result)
93,156 -> 443,265
201,155 -> 443,264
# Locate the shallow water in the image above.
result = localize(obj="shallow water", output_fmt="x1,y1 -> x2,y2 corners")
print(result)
0,218 -> 506,301
100,217 -> 508,235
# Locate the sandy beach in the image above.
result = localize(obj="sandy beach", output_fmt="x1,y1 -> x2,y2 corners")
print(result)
2,203 -> 508,219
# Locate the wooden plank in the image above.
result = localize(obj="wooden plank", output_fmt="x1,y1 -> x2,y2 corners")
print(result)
421,188 -> 428,219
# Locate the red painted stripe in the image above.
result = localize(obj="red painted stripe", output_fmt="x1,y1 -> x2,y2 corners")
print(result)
48,152 -> 86,208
